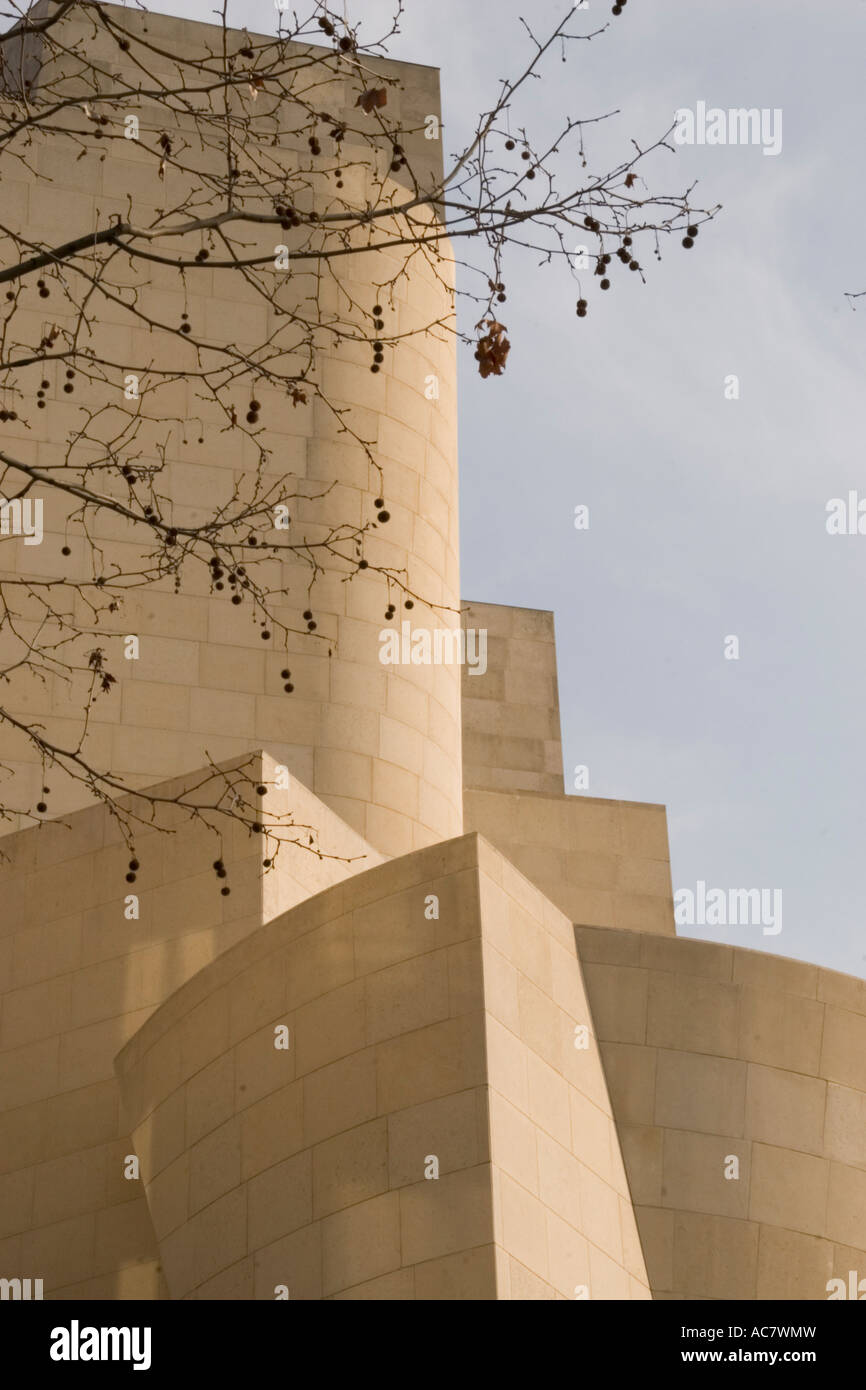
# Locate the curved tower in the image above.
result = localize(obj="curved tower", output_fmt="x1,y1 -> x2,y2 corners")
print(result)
0,3 -> 461,855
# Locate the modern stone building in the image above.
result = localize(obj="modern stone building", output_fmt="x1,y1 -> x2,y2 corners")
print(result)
1,6 -> 864,1300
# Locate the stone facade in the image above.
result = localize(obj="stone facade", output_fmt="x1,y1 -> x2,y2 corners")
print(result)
0,6 -> 863,1301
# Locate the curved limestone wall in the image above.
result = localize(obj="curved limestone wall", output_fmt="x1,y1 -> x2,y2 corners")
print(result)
116,834 -> 651,1300
576,925 -> 866,1300
0,753 -> 382,1298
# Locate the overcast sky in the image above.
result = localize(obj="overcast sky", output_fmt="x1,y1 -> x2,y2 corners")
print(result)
149,0 -> 866,980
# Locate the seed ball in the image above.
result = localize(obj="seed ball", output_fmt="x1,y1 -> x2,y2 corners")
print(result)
374,351 -> 384,364
370,364 -> 380,373
303,609 -> 312,620
629,260 -> 639,270
36,801 -> 47,813
281,668 -> 290,678
263,857 -> 272,867
307,620 -> 316,630
129,858 -> 139,871
215,581 -> 224,590
377,509 -> 390,522
505,139 -> 515,150
682,236 -> 694,249
62,545 -> 71,555
613,3 -> 622,12
358,558 -> 368,569
687,225 -> 698,237
373,304 -> 382,314
63,383 -> 73,392
623,234 -> 633,246
374,318 -> 384,330
284,682 -> 293,692
246,411 -> 258,423
374,498 -> 384,508
126,872 -> 136,883
221,886 -> 230,896
256,784 -> 267,795
8,411 -> 16,419
249,399 -> 260,410
600,278 -> 610,289
339,35 -> 352,50
180,323 -> 191,333
577,298 -> 588,312
252,822 -> 262,833
41,380 -> 49,389
261,630 -> 271,640
37,400 -> 45,408
232,594 -> 242,604
404,599 -> 414,609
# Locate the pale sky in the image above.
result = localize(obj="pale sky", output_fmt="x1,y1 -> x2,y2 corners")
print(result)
125,0 -> 866,979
